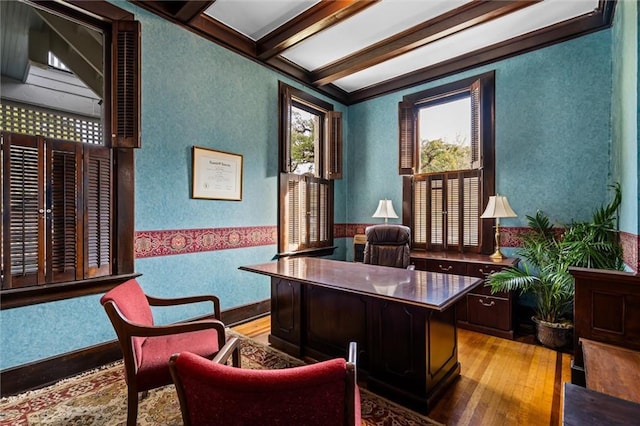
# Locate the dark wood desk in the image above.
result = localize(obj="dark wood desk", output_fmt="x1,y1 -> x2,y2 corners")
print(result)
240,257 -> 482,413
563,383 -> 640,425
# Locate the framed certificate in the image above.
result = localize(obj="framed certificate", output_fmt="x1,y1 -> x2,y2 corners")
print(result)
192,146 -> 243,200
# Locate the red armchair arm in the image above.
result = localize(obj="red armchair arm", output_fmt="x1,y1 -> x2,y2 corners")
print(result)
146,294 -> 221,320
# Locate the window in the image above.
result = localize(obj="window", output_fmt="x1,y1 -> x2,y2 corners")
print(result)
0,1 -> 140,308
400,72 -> 495,254
278,82 -> 342,255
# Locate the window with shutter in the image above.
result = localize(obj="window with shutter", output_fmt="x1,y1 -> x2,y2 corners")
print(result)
1,1 -> 139,308
400,72 -> 495,254
278,82 -> 339,255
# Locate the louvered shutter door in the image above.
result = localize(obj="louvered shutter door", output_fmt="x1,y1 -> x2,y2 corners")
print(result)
2,133 -> 45,288
48,139 -> 81,282
111,20 -> 140,148
413,177 -> 427,247
319,180 -> 328,243
447,175 -> 460,247
430,176 -> 444,247
325,111 -> 343,180
398,101 -> 415,175
470,80 -> 481,169
283,173 -> 302,252
463,172 -> 481,249
308,178 -> 319,245
85,145 -> 111,277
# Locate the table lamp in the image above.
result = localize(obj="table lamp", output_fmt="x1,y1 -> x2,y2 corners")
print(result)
372,199 -> 398,223
480,194 -> 517,260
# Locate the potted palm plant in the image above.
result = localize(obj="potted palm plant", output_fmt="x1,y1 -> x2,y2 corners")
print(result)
487,184 -> 623,348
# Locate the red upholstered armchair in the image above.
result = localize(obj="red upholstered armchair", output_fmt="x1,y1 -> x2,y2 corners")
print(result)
100,278 -> 232,426
169,338 -> 360,426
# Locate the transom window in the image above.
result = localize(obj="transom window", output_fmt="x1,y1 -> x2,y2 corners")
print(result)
400,72 -> 495,254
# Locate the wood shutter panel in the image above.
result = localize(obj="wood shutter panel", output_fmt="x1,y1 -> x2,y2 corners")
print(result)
413,177 -> 427,248
398,101 -> 416,175
280,84 -> 292,173
470,79 -> 481,169
111,20 -> 140,149
463,172 -> 481,248
84,144 -> 112,277
2,133 -> 45,288
48,139 -> 82,283
325,111 -> 343,180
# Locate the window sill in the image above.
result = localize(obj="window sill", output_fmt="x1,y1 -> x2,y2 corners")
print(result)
0,273 -> 141,310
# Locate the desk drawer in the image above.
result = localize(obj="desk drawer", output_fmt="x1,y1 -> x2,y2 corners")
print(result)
425,259 -> 467,275
467,294 -> 511,331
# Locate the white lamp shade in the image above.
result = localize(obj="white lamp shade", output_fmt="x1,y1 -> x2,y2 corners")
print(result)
372,199 -> 399,219
480,195 -> 517,219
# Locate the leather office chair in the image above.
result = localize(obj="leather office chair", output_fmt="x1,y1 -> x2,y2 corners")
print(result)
100,278 -> 232,426
169,338 -> 360,426
363,224 -> 411,269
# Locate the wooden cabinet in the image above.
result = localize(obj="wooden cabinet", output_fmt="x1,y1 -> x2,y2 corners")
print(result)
411,252 -> 519,339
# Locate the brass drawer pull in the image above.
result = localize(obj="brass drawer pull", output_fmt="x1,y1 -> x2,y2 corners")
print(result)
478,268 -> 497,276
439,265 -> 453,271
479,299 -> 495,307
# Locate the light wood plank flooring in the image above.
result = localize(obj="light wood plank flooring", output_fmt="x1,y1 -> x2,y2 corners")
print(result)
233,316 -> 572,426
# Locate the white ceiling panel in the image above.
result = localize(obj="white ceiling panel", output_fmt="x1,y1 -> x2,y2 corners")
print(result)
204,0 -> 320,41
282,0 -> 471,71
333,0 -> 600,92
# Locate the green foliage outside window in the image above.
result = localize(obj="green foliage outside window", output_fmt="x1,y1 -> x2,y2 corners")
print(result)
290,108 -> 317,175
419,135 -> 471,173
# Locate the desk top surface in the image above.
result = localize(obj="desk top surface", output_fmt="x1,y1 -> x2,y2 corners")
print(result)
240,257 -> 482,311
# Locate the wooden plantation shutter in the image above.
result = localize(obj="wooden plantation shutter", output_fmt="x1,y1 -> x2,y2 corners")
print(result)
412,170 -> 482,253
85,144 -> 112,277
280,83 -> 292,173
470,79 -> 481,169
325,111 -> 342,179
2,133 -> 45,288
463,172 -> 480,247
398,101 -> 415,175
413,177 -> 427,248
48,139 -> 82,283
111,20 -> 140,149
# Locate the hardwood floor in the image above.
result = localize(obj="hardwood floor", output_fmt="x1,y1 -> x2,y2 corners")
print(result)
232,316 -> 572,426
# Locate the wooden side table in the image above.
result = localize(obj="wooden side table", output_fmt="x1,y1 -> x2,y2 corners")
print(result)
563,383 -> 640,425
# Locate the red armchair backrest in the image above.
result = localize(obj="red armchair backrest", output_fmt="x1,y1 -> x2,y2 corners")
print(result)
100,279 -> 154,366
171,351 -> 356,426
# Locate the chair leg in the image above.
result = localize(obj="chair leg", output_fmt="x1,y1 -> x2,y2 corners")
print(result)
127,386 -> 139,426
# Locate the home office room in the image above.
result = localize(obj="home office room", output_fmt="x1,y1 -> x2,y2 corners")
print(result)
1,0 -> 638,425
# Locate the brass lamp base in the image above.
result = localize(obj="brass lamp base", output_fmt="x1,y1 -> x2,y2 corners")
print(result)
489,249 -> 505,261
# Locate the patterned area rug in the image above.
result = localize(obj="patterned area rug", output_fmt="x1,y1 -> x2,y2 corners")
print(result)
0,333 -> 441,425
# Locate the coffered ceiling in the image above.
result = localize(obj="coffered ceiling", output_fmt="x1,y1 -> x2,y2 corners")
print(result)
131,0 -> 615,104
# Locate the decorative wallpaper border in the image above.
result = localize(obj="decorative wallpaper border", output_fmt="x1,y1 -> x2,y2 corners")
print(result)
134,226 -> 277,259
134,225 -> 639,272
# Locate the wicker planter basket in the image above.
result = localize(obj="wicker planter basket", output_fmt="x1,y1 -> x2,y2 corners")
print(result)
532,317 -> 573,349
